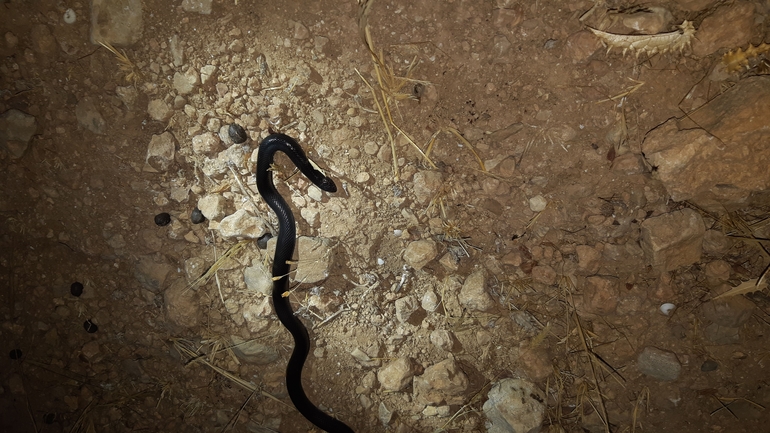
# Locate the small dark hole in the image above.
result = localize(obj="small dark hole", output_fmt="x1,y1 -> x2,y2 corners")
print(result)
71,282 -> 84,297
9,349 -> 22,360
43,413 -> 56,424
154,213 -> 172,226
84,320 -> 98,333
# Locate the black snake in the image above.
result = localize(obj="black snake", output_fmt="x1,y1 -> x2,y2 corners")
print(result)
256,133 -> 354,433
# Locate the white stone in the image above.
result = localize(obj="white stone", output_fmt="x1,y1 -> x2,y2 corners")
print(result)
197,194 -> 227,220
244,259 -> 273,296
191,132 -> 221,155
377,358 -> 414,391
218,209 -> 267,239
529,194 -> 548,212
295,236 -> 334,283
483,378 -> 546,433
143,132 -> 176,173
394,296 -> 418,323
403,239 -> 438,270
459,269 -> 494,312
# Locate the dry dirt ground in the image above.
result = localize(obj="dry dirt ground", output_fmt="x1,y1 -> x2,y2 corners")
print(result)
2,0 -> 770,432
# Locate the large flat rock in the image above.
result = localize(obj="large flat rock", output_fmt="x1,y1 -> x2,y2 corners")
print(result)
642,76 -> 770,211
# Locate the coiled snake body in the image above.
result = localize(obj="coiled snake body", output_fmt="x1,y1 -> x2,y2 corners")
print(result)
256,134 -> 354,433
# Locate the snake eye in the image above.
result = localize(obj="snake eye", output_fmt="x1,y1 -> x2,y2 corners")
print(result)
319,177 -> 337,193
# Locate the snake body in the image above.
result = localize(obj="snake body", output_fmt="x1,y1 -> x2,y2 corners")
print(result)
256,133 -> 354,433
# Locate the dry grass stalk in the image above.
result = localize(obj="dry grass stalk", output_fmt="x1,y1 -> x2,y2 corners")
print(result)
98,40 -> 142,85
598,78 -> 645,103
356,26 -> 438,180
631,386 -> 650,433
171,338 -> 289,408
185,240 -> 250,293
557,276 -> 611,433
718,211 -> 770,295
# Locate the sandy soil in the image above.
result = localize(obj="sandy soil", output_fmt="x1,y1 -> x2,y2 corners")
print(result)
1,1 -> 769,432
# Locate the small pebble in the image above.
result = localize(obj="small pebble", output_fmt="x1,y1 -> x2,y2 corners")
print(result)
9,349 -> 23,359
659,303 -> 676,316
154,212 -> 171,226
229,123 -> 248,144
63,8 -> 76,24
83,320 -> 98,333
701,359 -> 719,372
70,282 -> 84,297
190,207 -> 206,224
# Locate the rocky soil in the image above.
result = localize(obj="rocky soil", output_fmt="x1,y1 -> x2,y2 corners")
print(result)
1,0 -> 770,432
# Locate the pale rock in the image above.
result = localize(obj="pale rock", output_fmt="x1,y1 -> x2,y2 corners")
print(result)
528,195 -> 548,212
307,185 -> 323,201
243,259 -> 273,295
412,171 -> 443,204
169,34 -> 183,66
90,0 -> 143,46
351,348 -> 380,368
134,255 -> 173,292
379,402 -> 393,426
413,358 -> 469,405
403,239 -> 438,270
81,341 -> 101,361
700,294 -> 755,328
192,132 -> 221,155
115,86 -> 138,109
200,64 -> 217,85
430,330 -> 454,351
174,67 -> 200,95
197,194 -> 227,220
144,132 -> 176,172
704,260 -> 731,283
483,378 -> 546,433
439,252 -> 459,271
640,209 -> 705,272
643,77 -> 770,211
218,209 -> 267,239
621,6 -> 672,34
394,296 -> 418,324
582,275 -> 619,315
147,99 -> 173,122
575,244 -> 601,274
75,98 -> 106,135
0,109 -> 37,159
181,0 -> 213,15
202,143 -> 247,177
300,207 -> 320,226
566,30 -> 601,62
293,21 -> 310,40
377,358 -> 414,391
531,265 -> 557,286
459,269 -> 494,312
164,279 -> 200,328
241,298 -> 273,329
184,257 -> 207,282
295,237 -> 334,283
421,290 -> 439,311
691,2 -> 754,57
230,335 -> 278,365
637,347 -> 681,381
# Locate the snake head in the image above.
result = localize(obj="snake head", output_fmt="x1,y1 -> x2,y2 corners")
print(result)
317,177 -> 337,193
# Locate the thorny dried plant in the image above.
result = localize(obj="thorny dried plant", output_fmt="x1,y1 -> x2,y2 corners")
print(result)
98,40 -> 142,86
